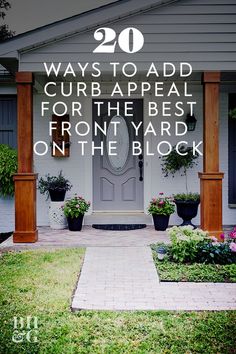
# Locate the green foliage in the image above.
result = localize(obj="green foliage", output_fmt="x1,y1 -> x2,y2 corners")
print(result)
174,192 -> 200,202
161,145 -> 199,177
0,144 -> 17,197
148,193 -> 175,216
229,107 -> 236,119
38,170 -> 72,199
167,226 -> 236,265
63,195 -> 90,218
168,226 -> 208,263
198,240 -> 236,265
0,1 -> 14,42
151,245 -> 236,282
0,249 -> 236,353
161,145 -> 199,194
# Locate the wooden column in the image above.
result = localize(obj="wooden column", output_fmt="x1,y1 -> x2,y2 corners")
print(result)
13,72 -> 38,243
198,72 -> 224,239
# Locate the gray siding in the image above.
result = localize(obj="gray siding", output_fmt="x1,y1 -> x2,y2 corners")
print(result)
20,0 -> 236,72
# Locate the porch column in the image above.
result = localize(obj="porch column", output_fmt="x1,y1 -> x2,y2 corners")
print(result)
13,72 -> 38,243
198,72 -> 224,239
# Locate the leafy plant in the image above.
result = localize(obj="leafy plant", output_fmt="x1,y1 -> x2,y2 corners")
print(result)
63,195 -> 90,218
161,145 -> 199,194
0,144 -> 17,197
168,226 -> 208,263
167,226 -> 236,265
38,171 -> 72,199
197,240 -> 236,265
229,107 -> 236,119
174,192 -> 200,202
148,193 -> 175,216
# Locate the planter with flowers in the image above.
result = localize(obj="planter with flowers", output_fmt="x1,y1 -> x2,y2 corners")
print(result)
148,193 -> 175,231
63,195 -> 90,231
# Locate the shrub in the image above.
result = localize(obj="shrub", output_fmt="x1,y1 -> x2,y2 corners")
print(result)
198,241 -> 236,264
63,195 -> 90,218
168,226 -> 236,265
148,193 -> 175,216
0,144 -> 17,197
168,226 -> 208,263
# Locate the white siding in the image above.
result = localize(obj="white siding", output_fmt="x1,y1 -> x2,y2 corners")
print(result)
145,85 -> 203,226
0,197 -> 14,233
20,0 -> 236,72
33,93 -> 93,225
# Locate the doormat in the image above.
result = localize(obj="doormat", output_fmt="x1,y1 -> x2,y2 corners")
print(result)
92,224 -> 146,231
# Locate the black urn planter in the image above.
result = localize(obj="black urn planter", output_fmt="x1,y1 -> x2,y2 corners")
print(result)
152,214 -> 170,231
175,200 -> 200,228
67,215 -> 84,231
49,188 -> 66,202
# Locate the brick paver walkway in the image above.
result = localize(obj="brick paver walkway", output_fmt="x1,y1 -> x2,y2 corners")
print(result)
72,246 -> 236,311
1,227 -> 236,311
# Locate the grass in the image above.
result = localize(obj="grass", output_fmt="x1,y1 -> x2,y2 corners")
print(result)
0,249 -> 235,353
154,258 -> 236,282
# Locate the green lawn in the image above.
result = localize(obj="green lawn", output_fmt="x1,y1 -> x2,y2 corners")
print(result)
0,249 -> 235,354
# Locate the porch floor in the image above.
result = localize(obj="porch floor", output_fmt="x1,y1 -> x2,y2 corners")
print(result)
0,225 -> 169,252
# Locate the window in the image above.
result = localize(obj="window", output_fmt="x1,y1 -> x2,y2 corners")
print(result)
228,93 -> 236,207
0,96 -> 17,148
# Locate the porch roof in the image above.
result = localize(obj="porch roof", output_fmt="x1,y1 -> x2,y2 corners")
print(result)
0,0 -> 177,60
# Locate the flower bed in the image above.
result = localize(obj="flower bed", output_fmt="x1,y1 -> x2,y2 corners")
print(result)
151,226 -> 236,282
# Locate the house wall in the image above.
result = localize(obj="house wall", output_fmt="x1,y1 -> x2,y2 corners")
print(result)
33,82 -> 236,227
20,0 -> 236,72
0,197 -> 14,233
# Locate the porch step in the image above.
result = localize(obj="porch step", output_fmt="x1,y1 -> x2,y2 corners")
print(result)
84,212 -> 152,225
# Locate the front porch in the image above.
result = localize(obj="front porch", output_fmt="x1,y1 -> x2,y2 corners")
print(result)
13,71 -> 227,243
0,226 -> 169,252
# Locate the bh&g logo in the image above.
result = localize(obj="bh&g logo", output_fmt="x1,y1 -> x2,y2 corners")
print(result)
12,316 -> 38,343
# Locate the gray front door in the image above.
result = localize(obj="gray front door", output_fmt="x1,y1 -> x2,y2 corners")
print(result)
93,99 -> 143,211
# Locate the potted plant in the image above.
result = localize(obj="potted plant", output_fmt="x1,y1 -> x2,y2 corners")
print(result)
173,192 -> 200,228
38,170 -> 72,201
161,145 -> 200,228
63,195 -> 90,231
148,193 -> 175,231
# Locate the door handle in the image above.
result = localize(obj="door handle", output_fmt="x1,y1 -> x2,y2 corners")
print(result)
138,154 -> 143,181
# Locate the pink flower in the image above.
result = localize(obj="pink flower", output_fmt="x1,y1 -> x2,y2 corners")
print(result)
229,242 -> 236,252
159,201 -> 164,205
76,204 -> 80,208
152,198 -> 157,203
220,233 -> 225,241
229,231 -> 236,239
210,236 -> 218,242
159,192 -> 164,195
